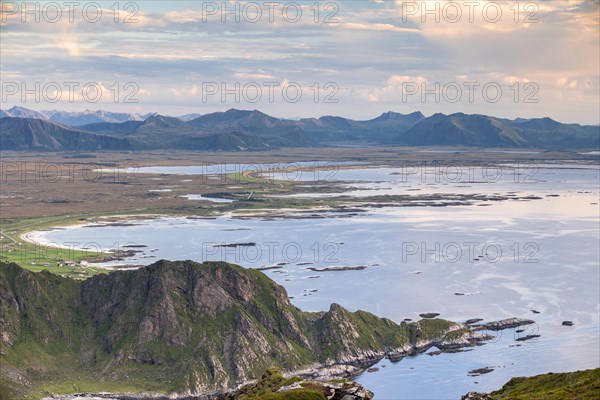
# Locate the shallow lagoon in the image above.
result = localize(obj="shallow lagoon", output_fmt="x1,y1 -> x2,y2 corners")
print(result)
37,164 -> 600,399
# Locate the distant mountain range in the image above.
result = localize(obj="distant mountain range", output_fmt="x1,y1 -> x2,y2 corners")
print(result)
1,106 -> 598,151
0,106 -> 143,126
0,106 -> 193,126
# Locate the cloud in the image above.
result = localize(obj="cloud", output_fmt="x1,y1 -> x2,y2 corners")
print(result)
0,0 -> 598,124
341,22 -> 418,33
55,32 -> 81,57
233,72 -> 276,80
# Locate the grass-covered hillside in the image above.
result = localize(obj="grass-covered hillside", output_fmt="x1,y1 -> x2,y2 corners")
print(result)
0,260 -> 472,399
491,369 -> 600,400
464,368 -> 600,400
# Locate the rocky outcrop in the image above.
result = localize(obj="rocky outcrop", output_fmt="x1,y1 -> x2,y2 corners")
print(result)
225,368 -> 373,400
470,317 -> 535,331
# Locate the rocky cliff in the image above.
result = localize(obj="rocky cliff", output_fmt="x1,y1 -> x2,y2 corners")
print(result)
0,261 -> 510,399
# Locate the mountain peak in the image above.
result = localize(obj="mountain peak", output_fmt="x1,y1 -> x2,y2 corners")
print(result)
225,108 -> 252,114
145,113 -> 173,121
139,114 -> 184,129
372,111 -> 425,122
537,116 -> 559,125
10,105 -> 31,111
2,106 -> 48,120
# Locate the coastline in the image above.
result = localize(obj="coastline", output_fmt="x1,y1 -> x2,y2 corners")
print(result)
15,207 -> 358,265
10,214 -> 171,272
19,214 -> 170,251
40,318 -> 535,400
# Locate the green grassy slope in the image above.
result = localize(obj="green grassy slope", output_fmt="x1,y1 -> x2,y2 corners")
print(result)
490,369 -> 600,400
0,260 -> 467,399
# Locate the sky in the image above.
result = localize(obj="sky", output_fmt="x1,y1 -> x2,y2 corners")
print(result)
1,0 -> 599,124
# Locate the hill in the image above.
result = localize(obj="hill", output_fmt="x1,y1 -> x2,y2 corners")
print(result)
187,109 -> 313,147
390,113 -> 598,148
0,117 -> 132,151
393,113 -> 527,147
462,368 -> 600,400
78,110 -> 313,150
297,111 -> 425,144
0,260 -> 493,399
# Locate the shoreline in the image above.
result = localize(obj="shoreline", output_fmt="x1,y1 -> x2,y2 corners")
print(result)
19,214 -> 170,251
16,207 -> 356,261
14,214 -> 171,270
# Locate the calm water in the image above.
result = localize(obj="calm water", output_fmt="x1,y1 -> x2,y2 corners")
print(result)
38,164 -> 600,399
99,161 -> 357,177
